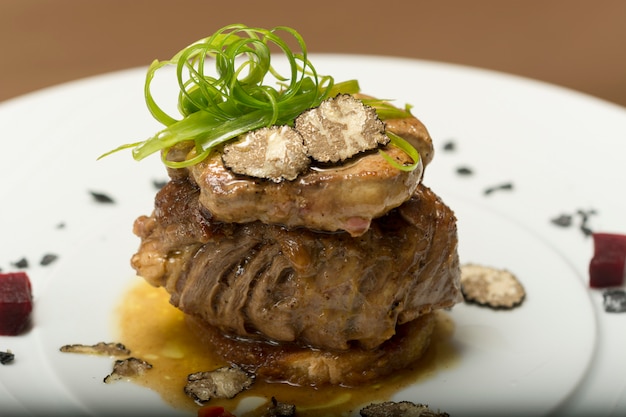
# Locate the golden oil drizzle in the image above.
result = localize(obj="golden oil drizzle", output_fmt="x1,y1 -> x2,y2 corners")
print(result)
114,278 -> 458,416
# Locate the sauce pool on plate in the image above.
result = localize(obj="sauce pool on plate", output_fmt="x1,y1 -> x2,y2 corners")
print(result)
114,278 -> 458,416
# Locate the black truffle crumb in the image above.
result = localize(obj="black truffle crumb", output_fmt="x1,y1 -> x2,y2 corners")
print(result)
40,253 -> 58,266
550,209 -> 597,237
360,401 -> 449,417
152,179 -> 167,190
11,258 -> 28,269
184,366 -> 254,404
484,182 -> 514,195
103,357 -> 152,383
89,191 -> 115,204
442,141 -> 456,151
551,214 -> 573,227
460,264 -> 526,309
264,397 -> 296,417
577,209 -> 597,237
603,289 -> 626,313
456,166 -> 474,176
0,351 -> 15,365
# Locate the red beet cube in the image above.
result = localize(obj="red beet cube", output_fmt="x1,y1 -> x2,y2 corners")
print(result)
0,272 -> 33,335
589,233 -> 626,288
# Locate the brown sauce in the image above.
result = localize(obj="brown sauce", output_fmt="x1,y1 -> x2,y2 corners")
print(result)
114,278 -> 459,416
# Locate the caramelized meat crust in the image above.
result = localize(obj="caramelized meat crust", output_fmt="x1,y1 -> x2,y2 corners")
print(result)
162,114 -> 433,237
190,144 -> 422,237
186,313 -> 436,386
131,177 -> 461,351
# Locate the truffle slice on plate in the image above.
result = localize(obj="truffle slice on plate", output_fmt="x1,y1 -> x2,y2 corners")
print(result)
103,357 -> 153,383
184,366 -> 254,405
460,264 -> 525,309
360,401 -> 449,417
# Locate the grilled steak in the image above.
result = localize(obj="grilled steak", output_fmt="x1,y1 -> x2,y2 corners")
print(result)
132,175 -> 461,351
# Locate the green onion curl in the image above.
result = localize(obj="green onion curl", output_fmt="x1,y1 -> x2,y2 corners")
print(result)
380,131 -> 421,172
101,23 -> 419,171
104,24 -> 346,167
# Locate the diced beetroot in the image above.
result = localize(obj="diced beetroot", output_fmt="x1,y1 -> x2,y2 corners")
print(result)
589,233 -> 626,288
0,272 -> 33,335
197,406 -> 236,417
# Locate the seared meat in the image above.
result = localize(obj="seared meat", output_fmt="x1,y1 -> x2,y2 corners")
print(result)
189,144 -> 422,237
186,312 -> 436,386
0,351 -> 14,365
163,112 -> 433,237
131,177 -> 461,351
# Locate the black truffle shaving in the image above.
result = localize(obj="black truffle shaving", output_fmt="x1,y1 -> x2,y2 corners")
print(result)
11,258 -> 28,269
484,182 -> 514,195
295,93 -> 389,163
360,401 -> 449,417
0,351 -> 15,365
60,341 -> 131,356
40,253 -> 58,266
264,397 -> 296,417
456,166 -> 474,176
184,366 -> 254,405
603,289 -> 626,313
89,190 -> 115,204
103,357 -> 152,383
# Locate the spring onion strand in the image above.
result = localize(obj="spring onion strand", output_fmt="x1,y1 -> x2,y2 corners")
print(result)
101,24 -> 419,171
380,131 -> 421,172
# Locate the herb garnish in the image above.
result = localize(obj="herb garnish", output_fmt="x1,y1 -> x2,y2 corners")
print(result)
101,24 -> 418,171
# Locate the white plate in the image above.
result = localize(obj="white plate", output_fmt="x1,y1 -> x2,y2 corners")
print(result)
1,55 -> 625,416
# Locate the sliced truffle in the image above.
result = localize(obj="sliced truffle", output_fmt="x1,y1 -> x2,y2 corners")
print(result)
295,94 -> 389,163
103,357 -> 152,383
222,125 -> 309,182
360,401 -> 449,417
603,289 -> 626,313
0,350 -> 15,365
263,397 -> 296,417
40,253 -> 59,266
60,342 -> 131,356
460,264 -> 525,309
184,366 -> 254,405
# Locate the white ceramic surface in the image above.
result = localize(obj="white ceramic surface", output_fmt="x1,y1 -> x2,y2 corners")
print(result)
2,55 -> 625,416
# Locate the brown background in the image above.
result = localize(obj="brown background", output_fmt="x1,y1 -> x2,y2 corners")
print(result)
1,0 -> 625,107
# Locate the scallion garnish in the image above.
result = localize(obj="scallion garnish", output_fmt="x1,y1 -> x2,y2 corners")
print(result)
101,23 -> 419,171
380,131 -> 421,171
